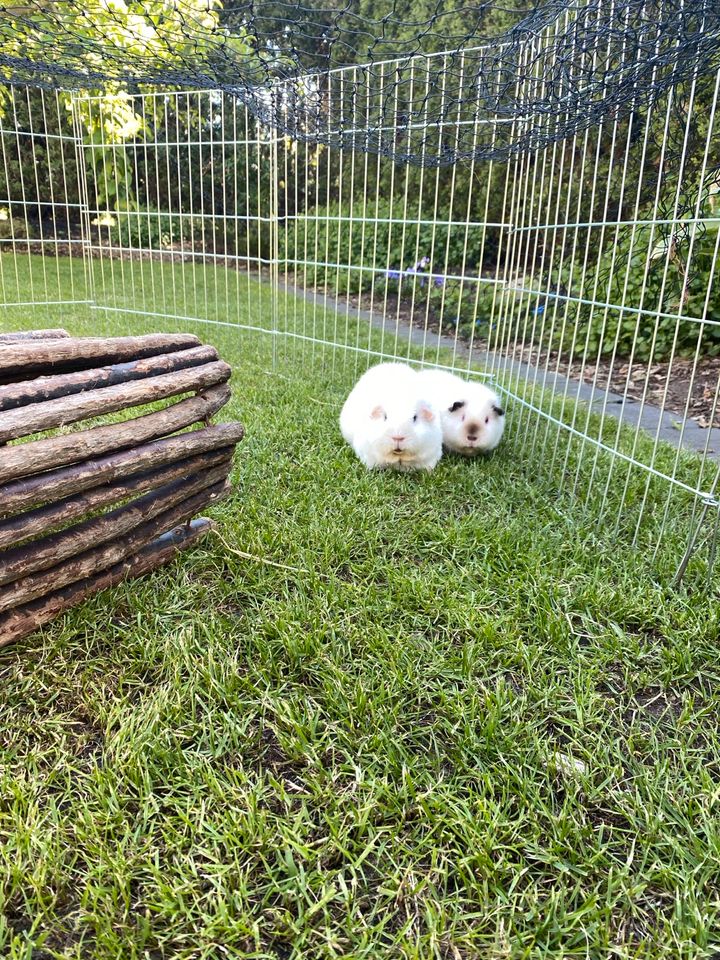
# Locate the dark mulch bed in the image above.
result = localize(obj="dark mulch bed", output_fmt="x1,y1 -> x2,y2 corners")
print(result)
491,345 -> 720,430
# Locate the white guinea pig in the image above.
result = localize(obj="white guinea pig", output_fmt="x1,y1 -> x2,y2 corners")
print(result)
417,369 -> 505,455
340,362 -> 443,471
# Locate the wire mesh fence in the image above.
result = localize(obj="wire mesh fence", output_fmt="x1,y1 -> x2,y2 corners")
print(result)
1,3 -> 720,582
0,85 -> 90,312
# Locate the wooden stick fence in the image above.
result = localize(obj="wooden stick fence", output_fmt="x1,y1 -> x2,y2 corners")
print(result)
0,329 -> 244,647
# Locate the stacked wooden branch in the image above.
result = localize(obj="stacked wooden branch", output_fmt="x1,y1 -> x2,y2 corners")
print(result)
0,329 -> 244,648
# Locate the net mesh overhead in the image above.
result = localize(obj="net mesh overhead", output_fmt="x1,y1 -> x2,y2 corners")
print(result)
0,0 -> 719,165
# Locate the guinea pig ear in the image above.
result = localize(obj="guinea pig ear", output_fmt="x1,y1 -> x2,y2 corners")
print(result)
492,403 -> 505,417
370,404 -> 386,420
448,400 -> 466,414
417,402 -> 435,423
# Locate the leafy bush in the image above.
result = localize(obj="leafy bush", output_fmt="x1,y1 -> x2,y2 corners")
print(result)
0,207 -> 32,240
293,186 -> 720,363
96,206 -> 214,253
559,219 -> 720,361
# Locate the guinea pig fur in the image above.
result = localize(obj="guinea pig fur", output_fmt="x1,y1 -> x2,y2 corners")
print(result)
340,362 -> 443,471
417,369 -> 505,455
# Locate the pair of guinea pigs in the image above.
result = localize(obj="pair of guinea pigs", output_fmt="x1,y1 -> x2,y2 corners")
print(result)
340,362 -> 505,471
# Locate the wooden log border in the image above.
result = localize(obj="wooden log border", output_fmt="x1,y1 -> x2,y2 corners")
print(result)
0,330 -> 244,648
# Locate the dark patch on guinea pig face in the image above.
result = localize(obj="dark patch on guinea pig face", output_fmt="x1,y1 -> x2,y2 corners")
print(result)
492,404 -> 505,417
449,400 -> 466,413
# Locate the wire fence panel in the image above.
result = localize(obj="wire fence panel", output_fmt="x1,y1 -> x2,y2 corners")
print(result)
73,90 -> 278,348
0,85 -> 90,316
271,21 -> 720,580
1,3 -> 720,581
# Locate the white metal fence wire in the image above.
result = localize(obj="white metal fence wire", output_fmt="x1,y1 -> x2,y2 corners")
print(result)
0,85 -> 90,310
1,17 -> 720,582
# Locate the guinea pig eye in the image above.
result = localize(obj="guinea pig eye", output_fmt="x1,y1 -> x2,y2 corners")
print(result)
485,416 -> 489,424
413,414 -> 418,422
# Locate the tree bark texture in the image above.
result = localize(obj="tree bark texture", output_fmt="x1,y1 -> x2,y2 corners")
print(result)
0,383 -> 231,483
0,332 -> 201,379
0,330 -> 243,648
0,345 -> 219,411
0,421 -> 243,517
0,448 -> 233,549
0,359 -> 231,442
0,459 -> 232,582
0,477 -> 229,614
0,519 -> 215,648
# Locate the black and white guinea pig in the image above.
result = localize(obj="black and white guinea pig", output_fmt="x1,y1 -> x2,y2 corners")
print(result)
417,369 -> 505,455
340,362 -> 443,471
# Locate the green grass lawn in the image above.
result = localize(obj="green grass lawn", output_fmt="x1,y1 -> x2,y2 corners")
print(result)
2,255 -> 720,959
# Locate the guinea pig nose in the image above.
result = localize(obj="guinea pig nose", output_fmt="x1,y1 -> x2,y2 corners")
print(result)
391,435 -> 406,443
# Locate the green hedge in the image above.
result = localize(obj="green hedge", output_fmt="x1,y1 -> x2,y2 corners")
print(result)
281,196 -> 501,332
